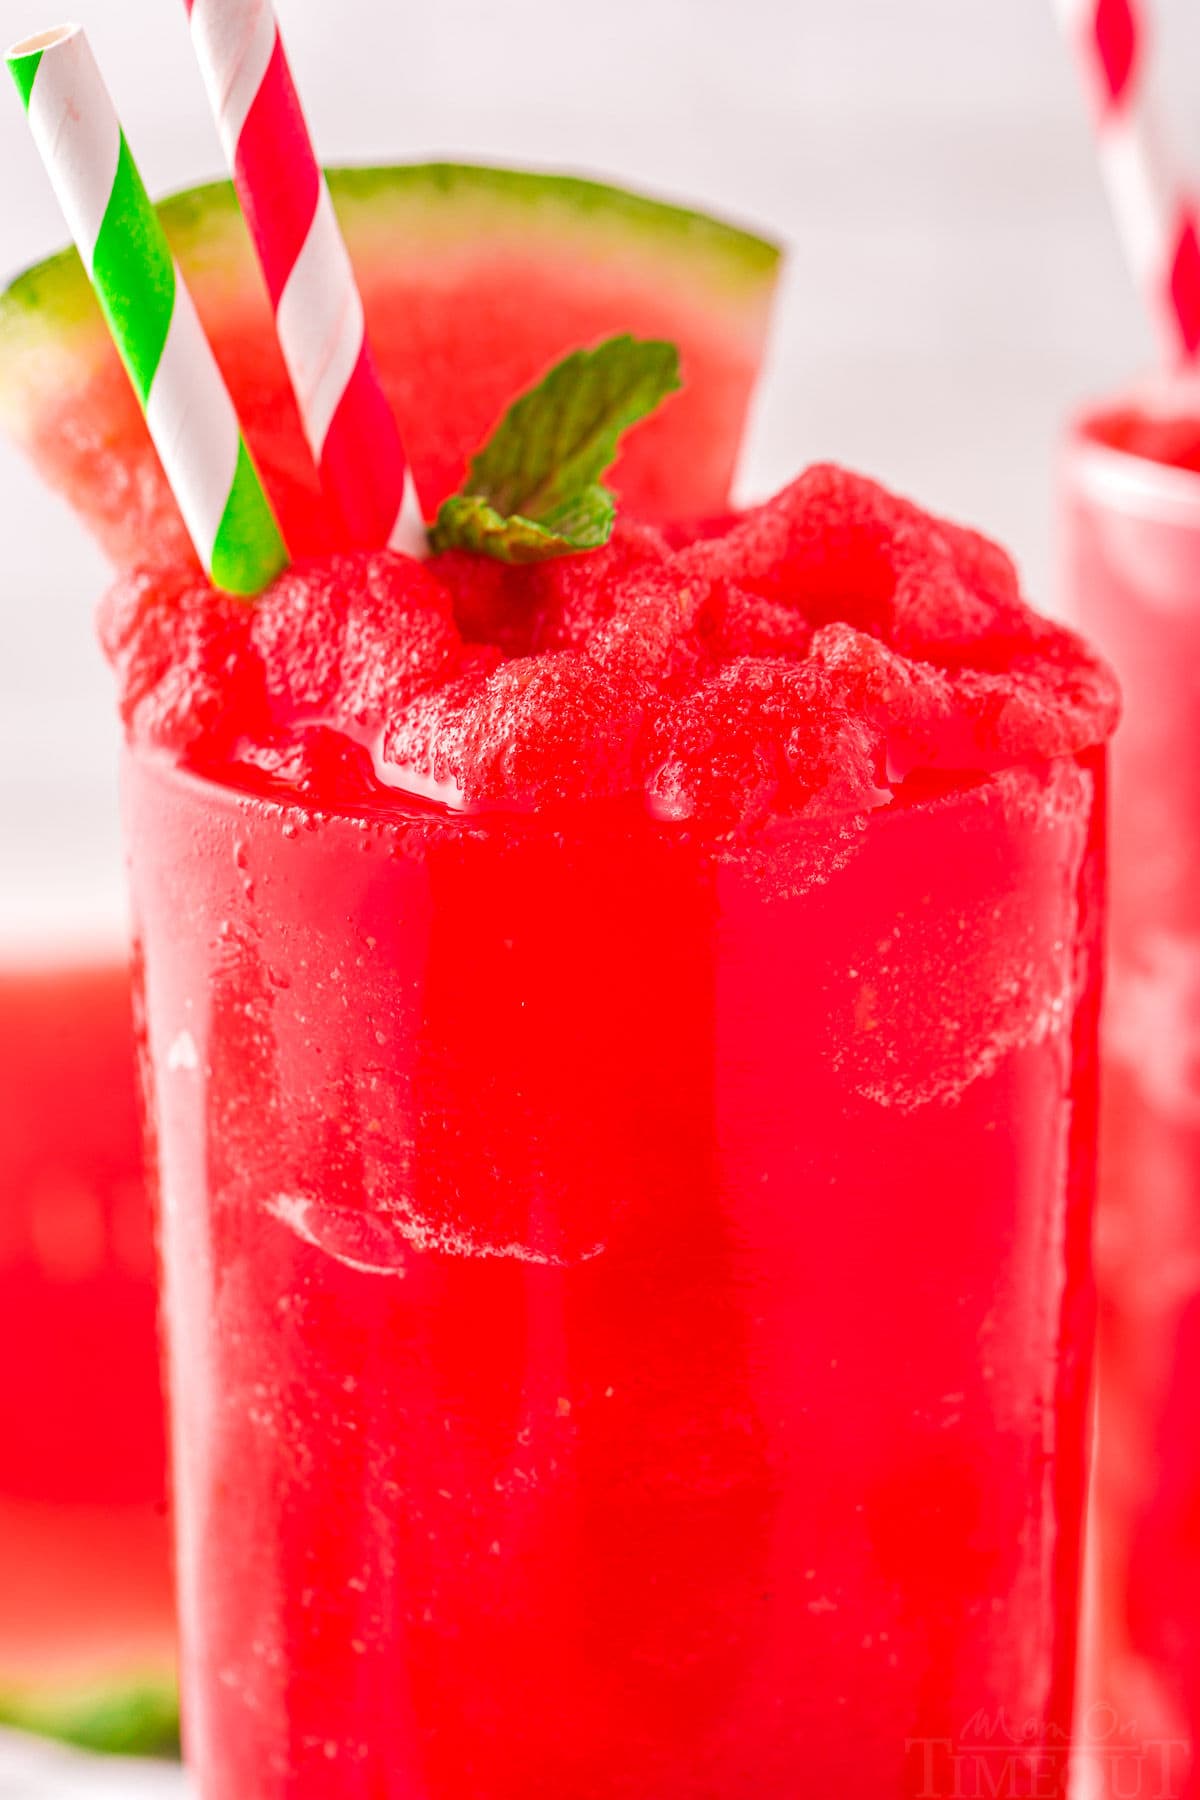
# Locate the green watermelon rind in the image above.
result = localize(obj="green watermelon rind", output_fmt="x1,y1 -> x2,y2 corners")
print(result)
0,1671 -> 180,1758
0,161 -> 782,437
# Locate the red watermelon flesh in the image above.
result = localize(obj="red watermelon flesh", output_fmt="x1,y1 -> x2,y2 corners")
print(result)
0,163 -> 782,568
0,962 -> 177,1752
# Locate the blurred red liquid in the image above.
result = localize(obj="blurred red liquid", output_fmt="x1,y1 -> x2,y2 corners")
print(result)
0,958 -> 174,1700
128,749 -> 1104,1798
1062,405 -> 1200,1797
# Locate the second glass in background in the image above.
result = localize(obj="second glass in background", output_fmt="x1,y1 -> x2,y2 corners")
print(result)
1061,401 -> 1200,1795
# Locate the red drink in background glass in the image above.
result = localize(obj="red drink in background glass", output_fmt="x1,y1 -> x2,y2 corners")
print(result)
0,954 -> 174,1717
1062,405 -> 1200,1793
114,465 -> 1116,1796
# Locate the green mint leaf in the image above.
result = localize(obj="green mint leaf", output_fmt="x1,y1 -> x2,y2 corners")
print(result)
433,486 -> 615,564
429,334 -> 680,563
462,334 -> 680,517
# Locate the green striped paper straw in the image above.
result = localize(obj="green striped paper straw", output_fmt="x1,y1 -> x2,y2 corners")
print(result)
7,23 -> 288,596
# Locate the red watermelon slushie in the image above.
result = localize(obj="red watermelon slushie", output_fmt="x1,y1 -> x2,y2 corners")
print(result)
0,154 -> 1116,1797
110,461 -> 1115,1797
1062,401 -> 1200,1795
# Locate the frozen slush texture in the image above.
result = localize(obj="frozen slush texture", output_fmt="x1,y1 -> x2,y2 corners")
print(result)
101,465 -> 1116,823
1087,403 -> 1200,474
117,463 -> 1114,1795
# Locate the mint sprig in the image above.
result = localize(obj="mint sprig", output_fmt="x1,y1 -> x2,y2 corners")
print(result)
429,334 -> 681,564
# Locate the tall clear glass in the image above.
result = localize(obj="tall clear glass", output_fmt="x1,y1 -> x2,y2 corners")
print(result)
1061,407 -> 1200,1793
126,734 -> 1105,1798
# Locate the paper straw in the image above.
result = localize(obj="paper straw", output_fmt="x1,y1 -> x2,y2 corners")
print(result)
183,0 -> 422,554
7,24 -> 288,597
1052,0 -> 1200,363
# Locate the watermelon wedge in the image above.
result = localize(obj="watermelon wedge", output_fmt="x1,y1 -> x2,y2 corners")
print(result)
0,163 -> 781,567
0,961 -> 177,1756
0,1668 -> 179,1759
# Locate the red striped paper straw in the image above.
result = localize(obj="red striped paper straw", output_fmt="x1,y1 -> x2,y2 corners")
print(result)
184,0 -> 422,552
1053,0 -> 1200,363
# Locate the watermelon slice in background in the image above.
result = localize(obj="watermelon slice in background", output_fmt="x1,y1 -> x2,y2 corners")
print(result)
0,164 -> 778,1753
0,963 -> 177,1758
0,162 -> 782,569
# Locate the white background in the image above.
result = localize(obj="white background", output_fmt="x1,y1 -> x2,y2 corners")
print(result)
1,0 -> 1196,942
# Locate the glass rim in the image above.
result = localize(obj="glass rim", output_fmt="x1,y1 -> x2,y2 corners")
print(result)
121,730 -> 1108,845
118,741 -> 898,842
1064,401 -> 1200,527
